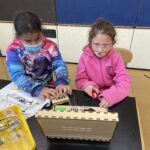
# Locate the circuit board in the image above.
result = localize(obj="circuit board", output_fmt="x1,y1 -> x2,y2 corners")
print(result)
51,93 -> 70,105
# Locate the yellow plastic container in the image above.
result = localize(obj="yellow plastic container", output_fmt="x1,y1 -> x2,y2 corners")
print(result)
0,105 -> 36,150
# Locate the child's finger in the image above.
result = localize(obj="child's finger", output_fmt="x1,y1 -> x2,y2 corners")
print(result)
49,89 -> 58,96
89,88 -> 93,96
66,86 -> 72,95
99,100 -> 108,108
99,100 -> 105,107
43,92 -> 50,99
39,94 -> 46,100
93,87 -> 99,93
56,86 -> 63,94
63,86 -> 68,94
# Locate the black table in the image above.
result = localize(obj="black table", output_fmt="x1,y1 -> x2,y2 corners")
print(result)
0,80 -> 142,150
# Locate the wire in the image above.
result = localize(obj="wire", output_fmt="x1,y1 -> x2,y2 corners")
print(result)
134,0 -> 142,27
0,114 -> 22,146
129,0 -> 142,51
0,116 -> 21,131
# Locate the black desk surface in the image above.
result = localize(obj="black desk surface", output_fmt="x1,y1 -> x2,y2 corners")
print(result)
0,80 -> 142,150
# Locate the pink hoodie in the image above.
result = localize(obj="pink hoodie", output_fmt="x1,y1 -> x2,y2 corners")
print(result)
75,44 -> 131,107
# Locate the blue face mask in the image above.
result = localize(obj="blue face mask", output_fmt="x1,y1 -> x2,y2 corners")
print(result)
94,51 -> 102,57
94,49 -> 109,58
23,41 -> 42,53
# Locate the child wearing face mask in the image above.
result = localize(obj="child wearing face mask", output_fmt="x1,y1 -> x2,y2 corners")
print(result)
75,18 -> 131,108
6,11 -> 71,99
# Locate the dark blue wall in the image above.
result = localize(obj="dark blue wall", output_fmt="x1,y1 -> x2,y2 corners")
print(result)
56,0 -> 150,27
56,0 -> 137,26
136,0 -> 150,26
0,0 -> 150,27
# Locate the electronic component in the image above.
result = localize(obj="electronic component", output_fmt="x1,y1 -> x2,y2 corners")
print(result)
0,105 -> 35,149
92,90 -> 98,99
51,93 -> 70,105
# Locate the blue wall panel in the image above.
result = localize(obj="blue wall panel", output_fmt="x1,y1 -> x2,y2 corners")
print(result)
56,0 -> 137,26
136,0 -> 150,26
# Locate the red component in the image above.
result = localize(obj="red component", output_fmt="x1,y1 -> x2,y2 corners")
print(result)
92,90 -> 98,99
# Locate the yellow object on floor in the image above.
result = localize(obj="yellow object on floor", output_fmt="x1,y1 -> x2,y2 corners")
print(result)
0,105 -> 35,150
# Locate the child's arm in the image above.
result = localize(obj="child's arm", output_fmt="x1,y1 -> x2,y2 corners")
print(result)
100,54 -> 131,107
6,50 -> 44,96
51,47 -> 70,87
75,56 -> 98,90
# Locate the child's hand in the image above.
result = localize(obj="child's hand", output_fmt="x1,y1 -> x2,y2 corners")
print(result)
39,87 -> 58,100
84,85 -> 99,98
56,84 -> 72,95
99,98 -> 109,108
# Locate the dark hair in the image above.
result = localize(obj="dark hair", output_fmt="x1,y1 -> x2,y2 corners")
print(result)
14,11 -> 42,37
88,18 -> 116,44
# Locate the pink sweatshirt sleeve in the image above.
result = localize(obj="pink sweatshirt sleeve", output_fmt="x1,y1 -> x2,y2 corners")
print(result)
100,55 -> 132,107
75,56 -> 98,90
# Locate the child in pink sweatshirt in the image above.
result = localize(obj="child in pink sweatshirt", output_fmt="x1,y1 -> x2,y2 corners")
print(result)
75,18 -> 131,108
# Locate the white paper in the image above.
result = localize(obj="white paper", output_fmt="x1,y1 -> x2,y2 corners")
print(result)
0,82 -> 50,119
